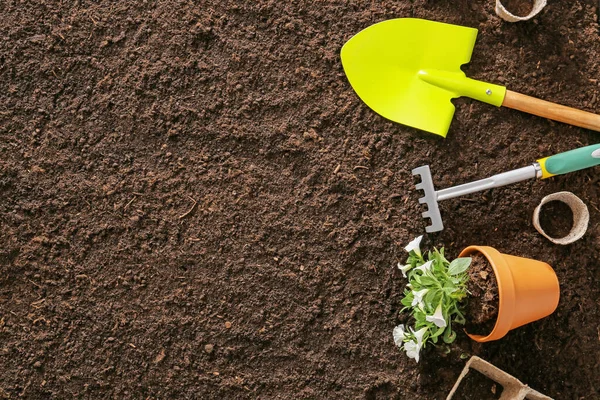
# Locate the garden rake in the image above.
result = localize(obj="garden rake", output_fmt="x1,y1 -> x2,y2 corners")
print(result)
413,144 -> 600,232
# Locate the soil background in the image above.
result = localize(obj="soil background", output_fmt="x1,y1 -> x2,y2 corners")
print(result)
1,0 -> 600,399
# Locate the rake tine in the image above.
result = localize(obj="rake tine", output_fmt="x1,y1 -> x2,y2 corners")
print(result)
412,165 -> 444,233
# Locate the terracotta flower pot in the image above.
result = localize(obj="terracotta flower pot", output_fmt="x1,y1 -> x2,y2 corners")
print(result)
459,245 -> 560,343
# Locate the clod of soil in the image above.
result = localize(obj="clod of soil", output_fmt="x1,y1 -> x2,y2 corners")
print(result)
538,200 -> 574,239
502,0 -> 534,16
465,254 -> 499,336
452,370 -> 503,400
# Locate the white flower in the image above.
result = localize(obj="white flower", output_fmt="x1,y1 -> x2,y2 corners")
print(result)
404,340 -> 421,363
411,289 -> 429,307
412,327 -> 428,347
404,235 -> 423,256
392,324 -> 406,347
397,262 -> 413,278
415,260 -> 433,273
425,303 -> 447,328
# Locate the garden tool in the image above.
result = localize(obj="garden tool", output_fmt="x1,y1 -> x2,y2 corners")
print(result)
412,143 -> 600,232
341,18 -> 600,137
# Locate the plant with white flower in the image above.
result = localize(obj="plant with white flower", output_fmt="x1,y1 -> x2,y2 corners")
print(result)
393,235 -> 471,362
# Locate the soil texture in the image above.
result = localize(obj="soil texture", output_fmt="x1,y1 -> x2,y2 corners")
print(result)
538,200 -> 574,239
2,1 -> 600,399
502,0 -> 535,16
465,254 -> 499,336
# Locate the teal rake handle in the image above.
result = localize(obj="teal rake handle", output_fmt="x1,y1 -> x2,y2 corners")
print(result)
540,143 -> 600,178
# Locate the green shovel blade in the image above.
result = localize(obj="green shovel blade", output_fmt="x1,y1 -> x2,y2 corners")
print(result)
341,18 -> 506,137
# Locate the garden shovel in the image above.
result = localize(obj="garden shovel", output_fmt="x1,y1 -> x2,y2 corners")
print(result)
341,18 -> 600,137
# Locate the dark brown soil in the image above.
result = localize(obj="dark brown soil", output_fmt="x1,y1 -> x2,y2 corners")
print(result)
502,0 -> 535,16
465,254 -> 499,336
452,370 -> 503,400
539,200 -> 574,239
1,1 -> 600,399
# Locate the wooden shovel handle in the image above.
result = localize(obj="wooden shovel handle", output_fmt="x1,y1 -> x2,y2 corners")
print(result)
502,90 -> 600,132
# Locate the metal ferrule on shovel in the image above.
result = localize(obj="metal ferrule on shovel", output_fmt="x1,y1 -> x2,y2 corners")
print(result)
413,144 -> 600,232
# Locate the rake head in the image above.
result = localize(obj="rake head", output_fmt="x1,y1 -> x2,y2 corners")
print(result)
412,165 -> 444,233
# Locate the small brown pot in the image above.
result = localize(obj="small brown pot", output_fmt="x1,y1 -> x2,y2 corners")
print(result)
459,245 -> 560,343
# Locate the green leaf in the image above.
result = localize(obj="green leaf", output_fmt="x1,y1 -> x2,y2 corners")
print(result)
443,328 -> 457,344
419,276 -> 438,287
430,324 -> 446,340
414,310 -> 426,323
448,257 -> 472,276
401,293 -> 413,308
443,279 -> 456,293
443,287 -> 456,296
424,289 -> 443,312
453,306 -> 466,325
